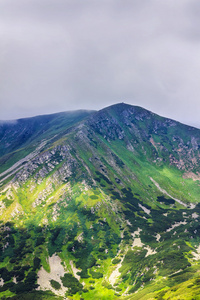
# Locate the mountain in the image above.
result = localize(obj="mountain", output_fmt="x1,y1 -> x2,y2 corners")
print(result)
0,110 -> 94,174
0,103 -> 200,300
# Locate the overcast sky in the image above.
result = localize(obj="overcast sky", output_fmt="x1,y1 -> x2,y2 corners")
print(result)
0,0 -> 200,127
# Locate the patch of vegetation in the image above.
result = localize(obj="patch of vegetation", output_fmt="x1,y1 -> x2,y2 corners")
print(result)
50,280 -> 61,290
6,290 -> 63,299
2,198 -> 14,208
61,273 -> 83,295
112,258 -> 121,264
90,195 -> 98,200
89,270 -> 103,279
157,196 -> 175,205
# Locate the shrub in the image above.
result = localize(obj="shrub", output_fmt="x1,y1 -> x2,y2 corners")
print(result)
77,269 -> 90,278
2,198 -> 14,208
90,195 -> 98,200
33,257 -> 41,270
112,258 -> 121,264
90,270 -> 103,279
61,273 -> 83,294
89,280 -> 95,283
50,279 -> 61,290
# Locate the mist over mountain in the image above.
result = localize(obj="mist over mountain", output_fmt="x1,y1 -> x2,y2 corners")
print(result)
0,103 -> 200,300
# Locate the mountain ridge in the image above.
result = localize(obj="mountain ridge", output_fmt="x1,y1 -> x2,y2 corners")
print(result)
1,102 -> 200,130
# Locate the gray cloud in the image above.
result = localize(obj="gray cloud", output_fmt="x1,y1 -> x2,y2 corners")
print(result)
0,0 -> 200,127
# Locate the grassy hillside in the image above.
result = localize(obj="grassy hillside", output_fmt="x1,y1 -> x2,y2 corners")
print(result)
0,110 -> 94,174
0,103 -> 199,299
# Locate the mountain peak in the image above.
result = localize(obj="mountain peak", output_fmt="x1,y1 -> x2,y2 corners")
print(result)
99,102 -> 150,113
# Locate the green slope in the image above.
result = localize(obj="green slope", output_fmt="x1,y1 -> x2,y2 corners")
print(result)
0,110 -> 94,174
0,103 -> 199,299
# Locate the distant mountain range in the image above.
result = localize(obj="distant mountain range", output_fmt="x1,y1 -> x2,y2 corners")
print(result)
0,103 -> 200,300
